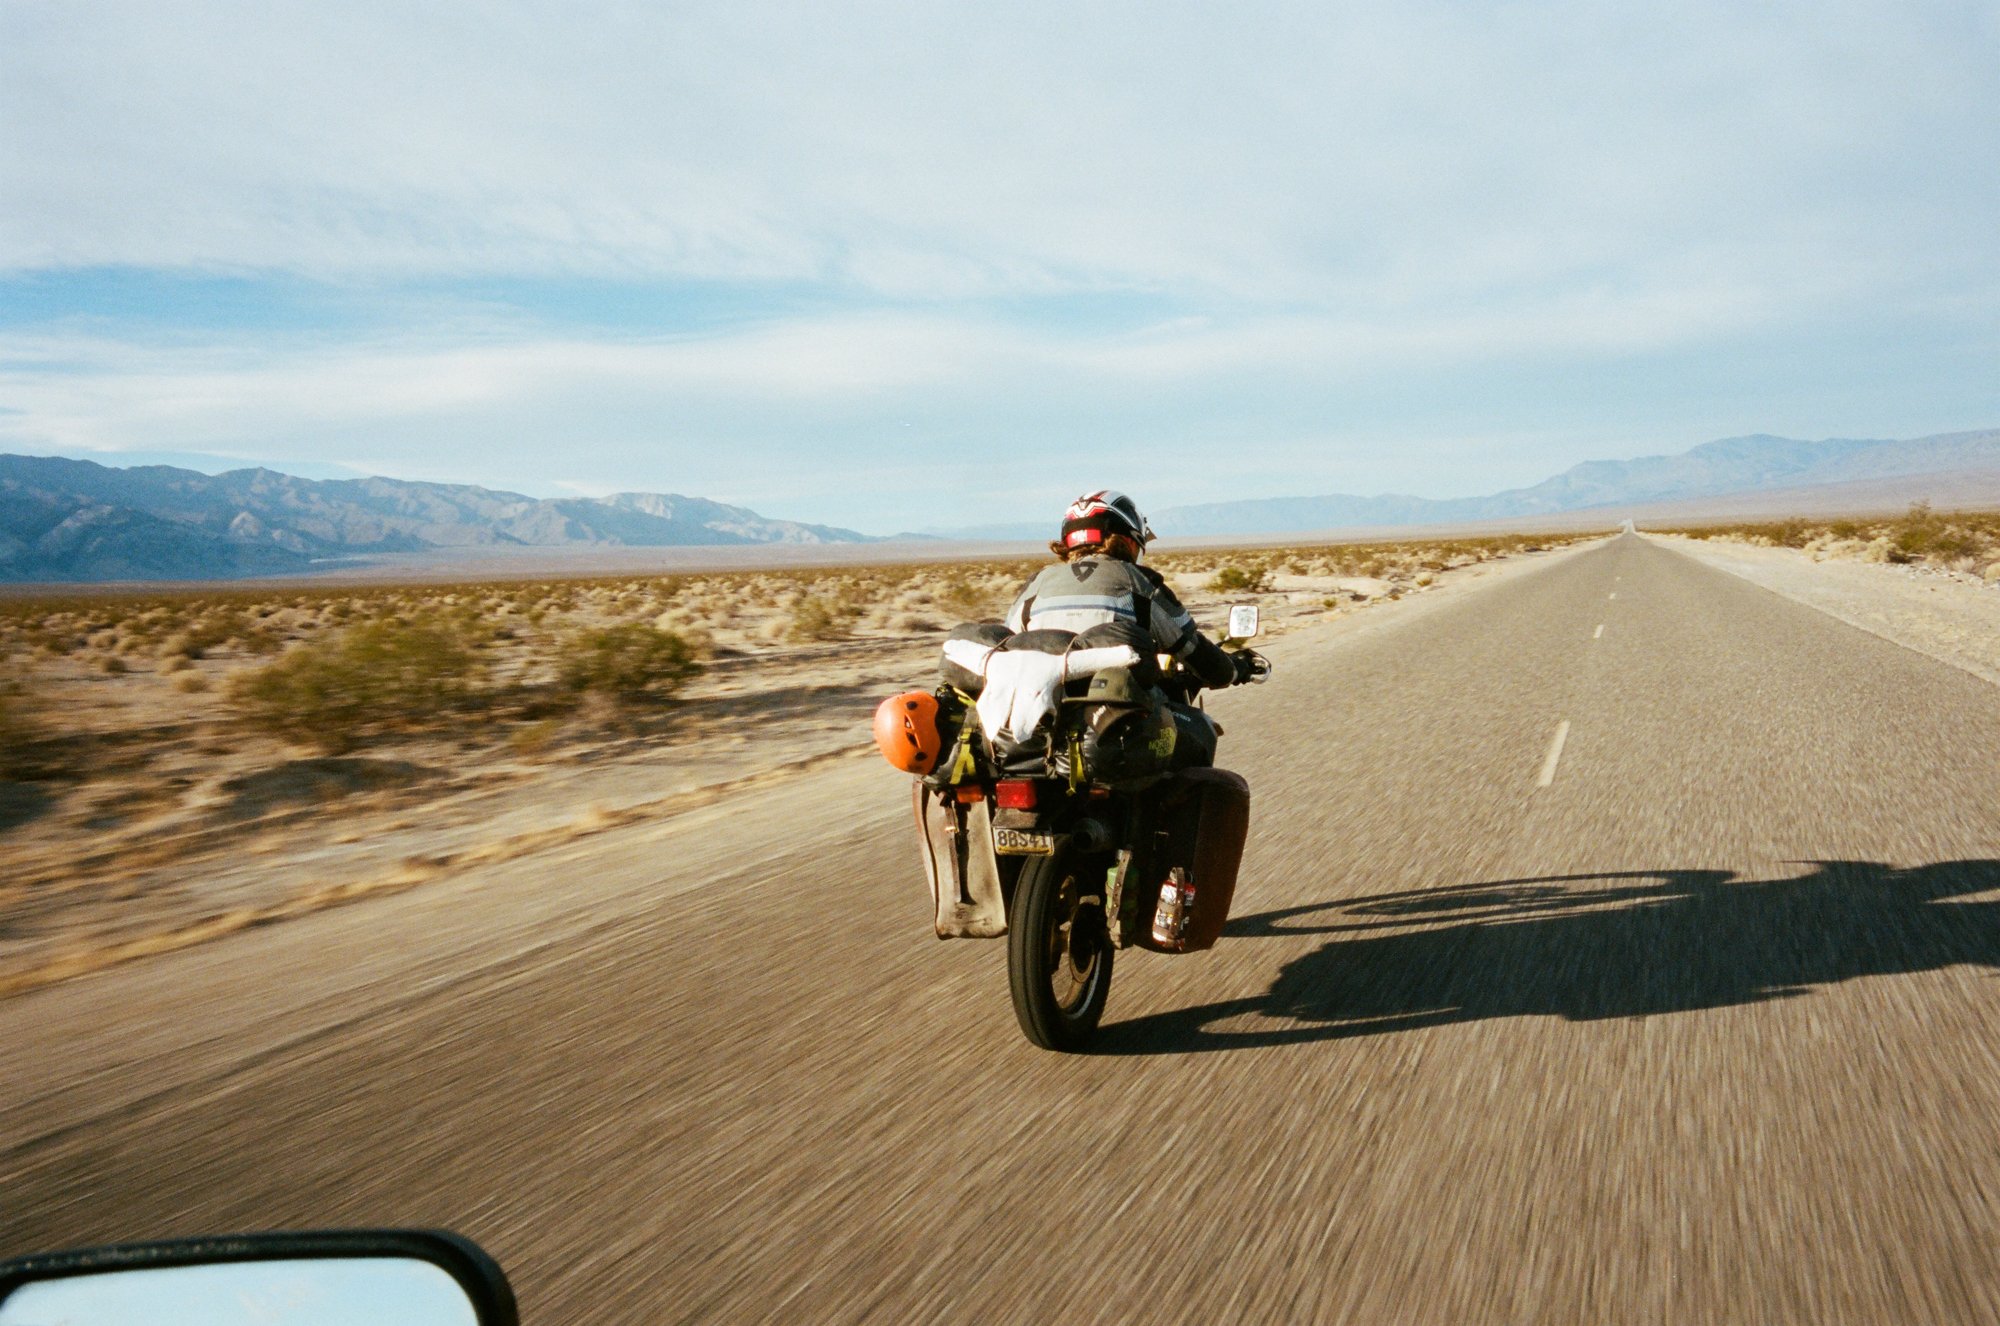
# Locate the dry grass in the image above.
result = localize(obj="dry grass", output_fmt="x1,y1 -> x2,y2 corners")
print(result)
228,615 -> 490,752
1152,532 -> 1568,596
1658,504 -> 2000,575
558,623 -> 704,704
0,682 -> 40,778
0,529 -> 1580,787
1209,564 -> 1273,593
786,592 -> 854,642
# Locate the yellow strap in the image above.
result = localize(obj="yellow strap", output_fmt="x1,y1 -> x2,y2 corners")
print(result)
952,696 -> 984,788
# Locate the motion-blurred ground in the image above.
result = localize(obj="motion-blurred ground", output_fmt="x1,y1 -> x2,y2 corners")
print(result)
0,533 -> 1569,993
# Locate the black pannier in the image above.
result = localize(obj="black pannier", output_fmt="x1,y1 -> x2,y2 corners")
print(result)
1134,767 -> 1251,954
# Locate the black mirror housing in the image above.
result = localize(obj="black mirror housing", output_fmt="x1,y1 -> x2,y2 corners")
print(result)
0,1228 -> 517,1326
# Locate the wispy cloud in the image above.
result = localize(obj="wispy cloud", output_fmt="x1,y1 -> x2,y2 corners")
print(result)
1,1 -> 1995,529
0,281 -> 1804,457
5,1 -> 1994,302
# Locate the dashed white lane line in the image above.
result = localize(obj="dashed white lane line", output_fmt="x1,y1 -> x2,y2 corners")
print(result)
1537,720 -> 1572,788
1608,591 -> 1618,600
1593,624 -> 1605,639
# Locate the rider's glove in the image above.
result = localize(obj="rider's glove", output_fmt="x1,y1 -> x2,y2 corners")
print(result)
1231,649 -> 1259,685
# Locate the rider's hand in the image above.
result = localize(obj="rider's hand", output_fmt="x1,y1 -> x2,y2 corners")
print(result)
1231,649 -> 1260,685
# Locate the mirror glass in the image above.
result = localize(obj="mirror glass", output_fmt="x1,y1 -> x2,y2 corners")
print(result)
0,1257 -> 478,1326
1226,604 -> 1260,640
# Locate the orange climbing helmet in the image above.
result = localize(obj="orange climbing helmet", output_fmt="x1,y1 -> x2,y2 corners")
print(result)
874,691 -> 946,774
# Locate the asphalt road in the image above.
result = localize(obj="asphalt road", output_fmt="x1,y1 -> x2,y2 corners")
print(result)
7,532 -> 2000,1323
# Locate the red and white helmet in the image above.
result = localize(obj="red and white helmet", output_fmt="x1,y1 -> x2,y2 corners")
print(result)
1059,490 -> 1155,554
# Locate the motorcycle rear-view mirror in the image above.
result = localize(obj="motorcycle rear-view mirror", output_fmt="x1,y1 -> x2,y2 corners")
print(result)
0,1229 -> 516,1326
1226,603 -> 1260,642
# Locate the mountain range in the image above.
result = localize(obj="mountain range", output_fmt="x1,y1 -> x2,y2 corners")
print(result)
6,426 -> 1995,582
0,456 -> 866,583
1148,428 -> 1999,537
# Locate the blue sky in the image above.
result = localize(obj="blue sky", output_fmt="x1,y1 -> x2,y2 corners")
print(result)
2,1 -> 1996,534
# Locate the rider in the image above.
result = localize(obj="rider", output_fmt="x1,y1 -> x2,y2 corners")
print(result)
1005,490 -> 1259,694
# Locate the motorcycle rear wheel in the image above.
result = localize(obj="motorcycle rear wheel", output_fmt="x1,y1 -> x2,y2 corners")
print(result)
1008,845 -> 1113,1051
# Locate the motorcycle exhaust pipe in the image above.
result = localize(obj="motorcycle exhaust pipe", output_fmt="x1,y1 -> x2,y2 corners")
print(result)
1069,817 -> 1116,853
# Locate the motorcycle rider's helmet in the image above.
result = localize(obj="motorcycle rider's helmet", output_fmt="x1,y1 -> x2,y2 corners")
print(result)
1056,490 -> 1155,561
874,690 -> 947,774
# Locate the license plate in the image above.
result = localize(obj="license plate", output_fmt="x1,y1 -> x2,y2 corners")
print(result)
992,826 -> 1055,855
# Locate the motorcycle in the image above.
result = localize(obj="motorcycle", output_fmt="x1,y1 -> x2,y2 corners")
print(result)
880,603 -> 1272,1052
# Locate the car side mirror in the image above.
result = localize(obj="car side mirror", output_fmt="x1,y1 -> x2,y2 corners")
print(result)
0,1230 -> 516,1326
1225,604 -> 1260,642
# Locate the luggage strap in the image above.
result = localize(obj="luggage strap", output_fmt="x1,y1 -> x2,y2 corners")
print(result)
947,710 -> 980,785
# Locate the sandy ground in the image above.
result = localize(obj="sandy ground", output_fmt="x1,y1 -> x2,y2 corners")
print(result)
1658,534 -> 2000,687
0,542 -> 1580,994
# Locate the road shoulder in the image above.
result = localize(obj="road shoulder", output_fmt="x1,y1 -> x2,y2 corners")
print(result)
1654,534 -> 2000,687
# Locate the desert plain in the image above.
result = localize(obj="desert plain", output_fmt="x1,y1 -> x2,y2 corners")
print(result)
1,532 -> 1586,994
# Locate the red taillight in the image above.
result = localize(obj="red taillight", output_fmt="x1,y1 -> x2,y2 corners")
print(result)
994,780 -> 1038,810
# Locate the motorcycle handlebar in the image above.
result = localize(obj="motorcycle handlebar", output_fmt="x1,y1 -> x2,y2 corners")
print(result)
1157,648 -> 1272,689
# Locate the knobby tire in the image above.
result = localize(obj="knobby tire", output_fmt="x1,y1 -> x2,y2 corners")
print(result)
1007,844 -> 1113,1052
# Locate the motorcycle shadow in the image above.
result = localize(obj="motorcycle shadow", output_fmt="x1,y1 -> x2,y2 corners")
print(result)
1089,859 -> 2000,1056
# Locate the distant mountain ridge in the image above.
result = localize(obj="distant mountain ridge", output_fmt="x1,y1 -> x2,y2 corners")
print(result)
0,455 -> 866,583
1150,428 -> 2000,537
9,426 -> 1995,582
